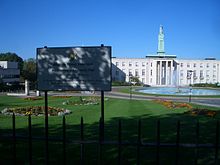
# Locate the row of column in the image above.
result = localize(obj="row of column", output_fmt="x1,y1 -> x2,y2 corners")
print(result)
156,61 -> 173,85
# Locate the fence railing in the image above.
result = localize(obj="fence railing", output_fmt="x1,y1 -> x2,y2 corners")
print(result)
0,114 -> 219,165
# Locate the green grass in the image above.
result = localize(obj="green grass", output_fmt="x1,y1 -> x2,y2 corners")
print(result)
0,95 -> 220,164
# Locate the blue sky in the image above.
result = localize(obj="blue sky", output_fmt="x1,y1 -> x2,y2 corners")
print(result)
0,0 -> 220,60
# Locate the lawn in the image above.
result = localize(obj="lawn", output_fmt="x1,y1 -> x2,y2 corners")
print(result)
0,95 -> 220,164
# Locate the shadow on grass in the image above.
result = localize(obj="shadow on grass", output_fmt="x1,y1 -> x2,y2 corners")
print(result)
0,113 -> 219,165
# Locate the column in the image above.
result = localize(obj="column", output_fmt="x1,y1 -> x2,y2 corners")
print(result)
169,61 -> 172,85
169,61 -> 173,85
156,61 -> 159,85
25,80 -> 29,96
165,61 -> 168,86
170,61 -> 173,86
161,61 -> 165,85
36,90 -> 41,96
159,61 -> 162,85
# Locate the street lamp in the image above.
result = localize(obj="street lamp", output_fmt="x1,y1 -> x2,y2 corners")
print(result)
188,70 -> 193,103
129,75 -> 132,100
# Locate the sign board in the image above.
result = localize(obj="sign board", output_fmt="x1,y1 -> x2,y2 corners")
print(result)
37,46 -> 112,91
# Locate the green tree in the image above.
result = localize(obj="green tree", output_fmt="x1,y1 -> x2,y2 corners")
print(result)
0,52 -> 23,69
21,58 -> 36,82
130,76 -> 141,84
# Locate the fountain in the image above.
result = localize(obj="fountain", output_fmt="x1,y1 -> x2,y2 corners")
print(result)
136,86 -> 220,96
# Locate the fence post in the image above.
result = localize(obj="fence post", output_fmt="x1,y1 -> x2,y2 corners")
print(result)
80,117 -> 84,165
28,114 -> 32,165
137,119 -> 141,165
156,120 -> 160,165
175,120 -> 180,165
12,113 -> 16,164
195,120 -> 199,165
63,116 -> 66,165
118,119 -> 122,165
215,120 -> 219,165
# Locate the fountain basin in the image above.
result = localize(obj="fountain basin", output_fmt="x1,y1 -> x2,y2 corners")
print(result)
136,87 -> 220,96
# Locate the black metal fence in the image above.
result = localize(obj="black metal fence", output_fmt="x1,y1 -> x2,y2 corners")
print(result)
0,114 -> 220,165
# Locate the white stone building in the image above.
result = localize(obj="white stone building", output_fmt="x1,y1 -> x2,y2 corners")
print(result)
0,61 -> 20,83
112,26 -> 220,86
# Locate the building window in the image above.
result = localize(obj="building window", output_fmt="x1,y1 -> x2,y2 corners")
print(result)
135,69 -> 139,77
180,63 -> 183,67
150,70 -> 152,76
187,70 -> 192,79
200,70 -> 204,79
207,63 -> 209,68
213,64 -> 216,69
116,62 -> 119,66
151,63 -> 152,67
129,69 -> 132,76
142,62 -> 145,67
142,69 -> 145,76
213,70 -> 216,78
129,62 -> 132,67
180,70 -> 184,77
142,78 -> 145,83
187,63 -> 190,67
193,70 -> 197,79
200,63 -> 203,68
122,62 -> 125,66
135,62 -> 138,67
206,70 -> 210,77
193,63 -> 196,67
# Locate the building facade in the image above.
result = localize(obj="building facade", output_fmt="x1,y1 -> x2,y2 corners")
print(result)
112,26 -> 220,86
0,61 -> 20,83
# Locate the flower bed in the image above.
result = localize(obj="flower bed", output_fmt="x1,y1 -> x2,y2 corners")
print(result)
154,99 -> 192,109
51,96 -> 73,99
184,108 -> 217,117
63,96 -> 100,105
24,97 -> 43,101
1,106 -> 71,116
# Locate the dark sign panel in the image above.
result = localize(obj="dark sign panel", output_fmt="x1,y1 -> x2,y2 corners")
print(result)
37,46 -> 111,91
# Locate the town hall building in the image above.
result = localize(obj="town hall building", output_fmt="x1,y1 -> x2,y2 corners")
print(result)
112,26 -> 220,86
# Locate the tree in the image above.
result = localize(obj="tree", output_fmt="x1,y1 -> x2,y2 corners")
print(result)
130,76 -> 142,85
21,58 -> 36,83
0,52 -> 23,69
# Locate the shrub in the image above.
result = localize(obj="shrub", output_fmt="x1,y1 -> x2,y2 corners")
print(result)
193,83 -> 220,88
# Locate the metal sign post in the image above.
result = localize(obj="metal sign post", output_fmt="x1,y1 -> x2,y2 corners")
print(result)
101,90 -> 104,140
44,91 -> 49,164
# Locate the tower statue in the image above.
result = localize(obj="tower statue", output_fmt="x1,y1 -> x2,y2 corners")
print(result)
157,25 -> 165,55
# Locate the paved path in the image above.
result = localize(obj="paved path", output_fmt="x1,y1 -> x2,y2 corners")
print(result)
3,87 -> 220,108
49,89 -> 220,108
104,91 -> 220,108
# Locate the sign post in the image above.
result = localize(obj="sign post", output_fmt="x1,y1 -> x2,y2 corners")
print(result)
44,90 -> 49,164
